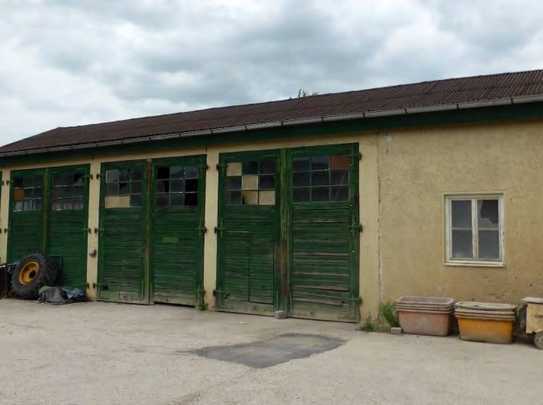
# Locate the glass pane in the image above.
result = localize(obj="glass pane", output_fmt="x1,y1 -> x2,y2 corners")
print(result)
479,230 -> 500,260
226,162 -> 242,177
171,180 -> 184,192
452,230 -> 473,259
242,175 -> 258,190
293,158 -> 310,172
259,190 -> 275,205
119,169 -> 129,182
157,180 -> 169,193
131,181 -> 142,194
312,187 -> 329,201
312,171 -> 329,186
171,166 -> 185,178
331,186 -> 349,201
242,161 -> 258,175
119,182 -> 129,195
106,169 -> 119,183
331,170 -> 348,185
184,167 -> 199,179
242,190 -> 258,205
130,169 -> 143,181
106,183 -> 118,196
478,200 -> 499,228
185,193 -> 198,207
185,178 -> 198,193
13,176 -> 23,187
293,188 -> 310,202
260,159 -> 276,174
451,200 -> 471,228
157,167 -> 170,179
293,172 -> 310,187
225,177 -> 241,190
311,156 -> 329,170
259,175 -> 274,190
330,155 -> 350,170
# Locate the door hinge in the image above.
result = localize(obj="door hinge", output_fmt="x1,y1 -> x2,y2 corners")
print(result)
198,226 -> 207,234
351,223 -> 363,233
357,152 -> 362,161
214,226 -> 225,234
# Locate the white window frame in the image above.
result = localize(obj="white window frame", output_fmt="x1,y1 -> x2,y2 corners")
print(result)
445,194 -> 504,267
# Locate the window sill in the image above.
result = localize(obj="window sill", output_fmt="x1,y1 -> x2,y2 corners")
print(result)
445,260 -> 505,268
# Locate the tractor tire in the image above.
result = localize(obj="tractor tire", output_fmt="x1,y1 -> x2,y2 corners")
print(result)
10,254 -> 58,299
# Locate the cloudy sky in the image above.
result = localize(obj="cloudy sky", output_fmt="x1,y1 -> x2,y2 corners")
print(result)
1,0 -> 542,146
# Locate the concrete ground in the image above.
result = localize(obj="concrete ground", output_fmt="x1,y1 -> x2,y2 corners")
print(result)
0,300 -> 541,405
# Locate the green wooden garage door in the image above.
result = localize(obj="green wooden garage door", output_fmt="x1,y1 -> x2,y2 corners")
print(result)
8,166 -> 90,289
288,145 -> 360,321
151,156 -> 206,305
98,161 -> 148,303
47,166 -> 89,289
98,157 -> 206,305
216,151 -> 280,315
217,144 -> 360,321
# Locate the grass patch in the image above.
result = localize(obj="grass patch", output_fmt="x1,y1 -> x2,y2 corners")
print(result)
379,302 -> 400,328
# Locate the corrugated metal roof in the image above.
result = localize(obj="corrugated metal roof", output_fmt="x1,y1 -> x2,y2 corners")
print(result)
2,69 -> 543,155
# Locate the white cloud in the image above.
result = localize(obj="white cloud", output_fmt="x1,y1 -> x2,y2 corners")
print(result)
0,0 -> 542,145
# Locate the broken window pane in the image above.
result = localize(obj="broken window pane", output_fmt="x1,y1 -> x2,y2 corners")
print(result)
478,200 -> 499,228
479,230 -> 500,260
451,200 -> 471,228
452,230 -> 473,258
119,182 -> 129,194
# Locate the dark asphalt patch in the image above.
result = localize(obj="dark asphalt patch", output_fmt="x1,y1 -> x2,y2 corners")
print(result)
191,333 -> 345,368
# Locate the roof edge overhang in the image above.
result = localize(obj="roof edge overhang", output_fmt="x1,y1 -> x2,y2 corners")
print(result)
2,93 -> 543,159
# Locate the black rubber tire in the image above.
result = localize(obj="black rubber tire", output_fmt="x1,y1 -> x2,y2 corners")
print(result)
10,253 -> 58,299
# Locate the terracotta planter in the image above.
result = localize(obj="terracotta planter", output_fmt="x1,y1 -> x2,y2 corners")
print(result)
398,310 -> 452,336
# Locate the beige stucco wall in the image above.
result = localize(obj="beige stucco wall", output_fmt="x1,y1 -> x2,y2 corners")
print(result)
4,117 -> 540,319
378,120 -> 543,305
